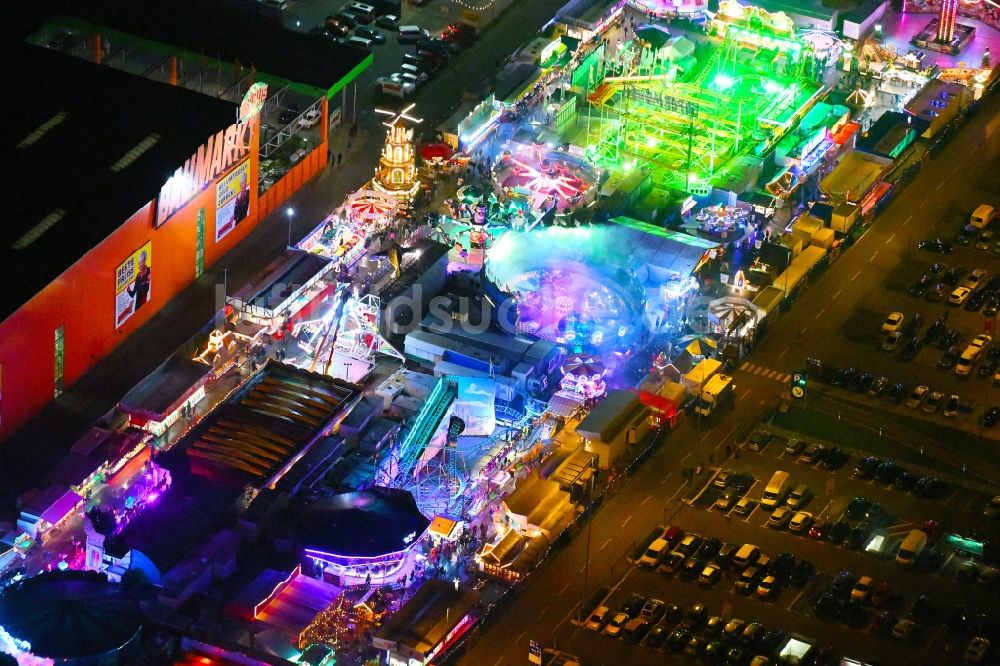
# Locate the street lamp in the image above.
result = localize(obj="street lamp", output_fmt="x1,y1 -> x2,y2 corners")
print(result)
286,207 -> 295,248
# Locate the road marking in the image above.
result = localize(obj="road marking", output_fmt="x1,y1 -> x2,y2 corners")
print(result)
540,605 -> 551,618
903,214 -> 913,227
962,494 -> 980,512
559,581 -> 572,596
515,629 -> 527,644
778,347 -> 788,359
719,422 -> 740,448
662,472 -> 672,485
681,452 -> 692,462
934,180 -> 944,191
814,308 -> 826,320
886,233 -> 896,245
641,494 -> 653,506
622,515 -> 632,528
832,289 -> 842,301
870,249 -> 879,262
944,488 -> 960,506
493,657 -> 504,666
600,538 -> 612,551
702,429 -> 713,442
816,500 -> 832,519
739,387 -> 752,400
851,269 -> 862,281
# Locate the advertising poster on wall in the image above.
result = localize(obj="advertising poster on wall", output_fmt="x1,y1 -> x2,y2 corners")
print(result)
215,159 -> 251,242
452,376 -> 497,436
115,241 -> 152,328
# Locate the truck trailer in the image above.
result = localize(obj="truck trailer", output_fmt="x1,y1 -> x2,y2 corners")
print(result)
694,373 -> 734,416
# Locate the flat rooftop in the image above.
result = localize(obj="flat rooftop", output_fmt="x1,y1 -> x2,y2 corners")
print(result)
0,42 -> 236,322
53,0 -> 371,95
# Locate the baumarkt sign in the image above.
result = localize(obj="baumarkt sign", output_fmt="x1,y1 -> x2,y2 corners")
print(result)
156,121 -> 253,225
239,82 -> 268,124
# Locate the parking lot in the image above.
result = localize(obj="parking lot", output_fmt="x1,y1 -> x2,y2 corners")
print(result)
561,418 -> 1000,665
795,201 -> 1000,433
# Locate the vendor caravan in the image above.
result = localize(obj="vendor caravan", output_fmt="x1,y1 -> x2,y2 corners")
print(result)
156,121 -> 253,224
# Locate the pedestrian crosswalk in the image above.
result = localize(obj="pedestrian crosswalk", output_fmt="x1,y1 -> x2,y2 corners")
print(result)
738,361 -> 792,384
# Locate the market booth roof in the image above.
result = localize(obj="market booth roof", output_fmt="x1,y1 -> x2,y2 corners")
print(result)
0,570 -> 143,661
296,487 -> 431,559
0,42 -> 236,322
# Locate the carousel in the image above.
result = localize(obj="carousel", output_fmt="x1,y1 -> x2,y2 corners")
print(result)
298,189 -> 398,268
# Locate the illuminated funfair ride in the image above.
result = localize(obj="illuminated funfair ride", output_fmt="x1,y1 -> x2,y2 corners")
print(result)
376,376 -> 539,519
293,287 -> 403,382
493,143 -> 600,214
483,225 -> 646,351
586,0 -> 824,193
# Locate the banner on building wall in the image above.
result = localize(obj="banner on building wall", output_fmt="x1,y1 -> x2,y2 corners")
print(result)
115,241 -> 152,328
215,159 -> 252,242
156,120 -> 253,226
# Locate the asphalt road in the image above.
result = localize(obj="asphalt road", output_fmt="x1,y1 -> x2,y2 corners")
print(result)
458,93 -> 1000,665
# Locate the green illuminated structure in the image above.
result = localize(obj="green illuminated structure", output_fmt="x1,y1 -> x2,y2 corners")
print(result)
584,1 -> 824,193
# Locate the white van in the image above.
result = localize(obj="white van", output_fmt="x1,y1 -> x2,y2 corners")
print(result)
970,204 -> 996,229
347,3 -> 376,22
761,470 -> 790,511
398,25 -> 430,44
896,529 -> 927,566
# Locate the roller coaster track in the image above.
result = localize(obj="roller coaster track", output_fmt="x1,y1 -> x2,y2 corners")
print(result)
390,378 -> 458,486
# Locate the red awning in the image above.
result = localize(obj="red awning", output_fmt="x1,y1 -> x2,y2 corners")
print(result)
830,121 -> 860,146
420,142 -> 454,162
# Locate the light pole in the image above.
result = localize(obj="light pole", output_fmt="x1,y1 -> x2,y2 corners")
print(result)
286,207 -> 295,248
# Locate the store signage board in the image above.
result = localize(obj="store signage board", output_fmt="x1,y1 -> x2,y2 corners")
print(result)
239,82 -> 268,124
156,121 -> 252,225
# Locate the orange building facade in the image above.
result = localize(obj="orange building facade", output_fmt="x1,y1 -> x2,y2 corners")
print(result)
0,97 -> 330,440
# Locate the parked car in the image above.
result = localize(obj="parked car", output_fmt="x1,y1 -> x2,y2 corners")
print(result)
786,485 -> 810,510
919,238 -> 953,253
887,382 -> 907,403
867,376 -> 889,397
983,407 -> 1000,427
584,605 -> 610,630
733,497 -> 757,516
602,612 -> 629,636
297,108 -> 321,128
963,268 -> 989,289
949,286 -> 973,305
768,506 -> 792,528
943,394 -> 961,417
882,312 -> 905,333
851,576 -> 873,602
354,26 -> 385,44
899,336 -> 922,360
375,14 -> 399,30
747,430 -> 773,452
784,439 -> 805,455
821,447 -> 848,470
940,346 -> 961,368
715,490 -> 738,512
800,443 -> 825,464
956,224 -> 978,245
906,385 -> 929,408
698,563 -> 722,585
789,511 -> 813,533
922,391 -> 945,414
854,456 -> 880,478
